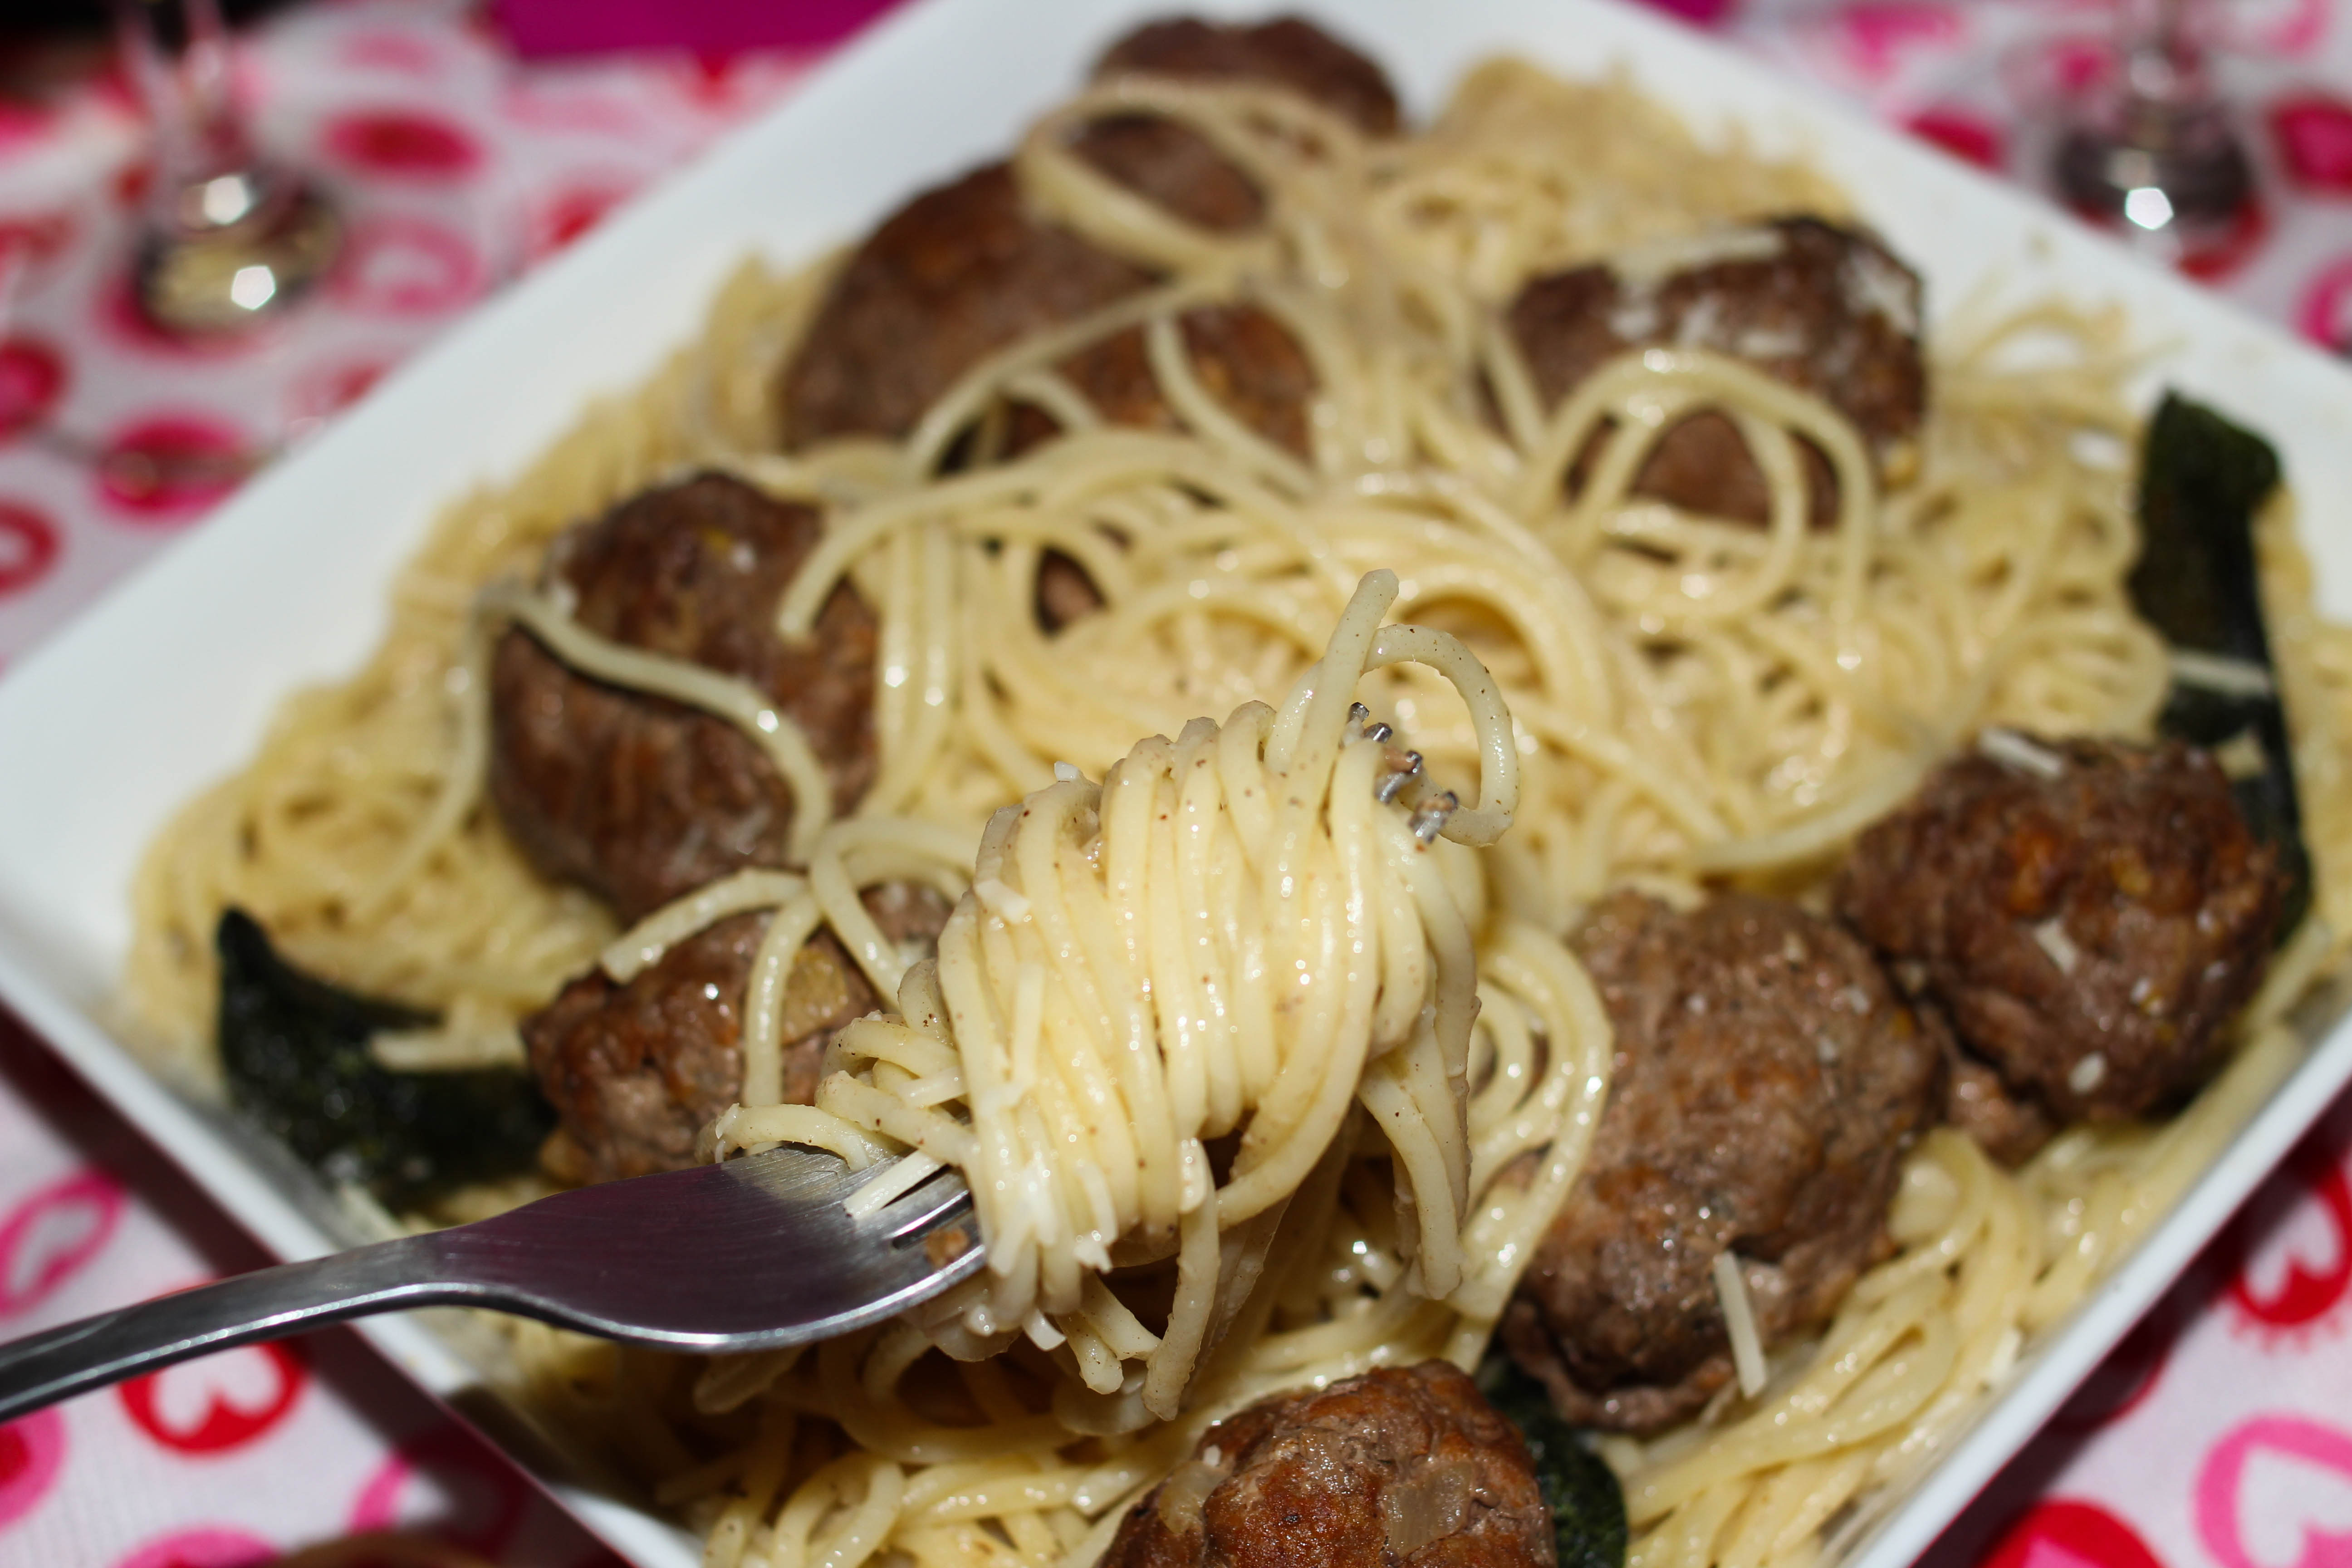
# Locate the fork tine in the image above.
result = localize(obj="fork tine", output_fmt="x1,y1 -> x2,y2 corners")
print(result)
874,1170 -> 974,1243
1376,750 -> 1423,804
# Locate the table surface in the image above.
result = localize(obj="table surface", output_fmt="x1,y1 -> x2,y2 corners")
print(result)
2,2 -> 2351,1565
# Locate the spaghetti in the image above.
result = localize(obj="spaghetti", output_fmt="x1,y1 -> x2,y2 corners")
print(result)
116,40 -> 2350,1568
801,571 -> 1517,1413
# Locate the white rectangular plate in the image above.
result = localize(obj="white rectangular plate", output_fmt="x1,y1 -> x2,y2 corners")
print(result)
1,1 -> 2348,1564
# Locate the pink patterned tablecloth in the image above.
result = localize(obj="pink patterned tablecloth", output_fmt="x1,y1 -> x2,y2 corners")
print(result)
2,2 -> 2352,1566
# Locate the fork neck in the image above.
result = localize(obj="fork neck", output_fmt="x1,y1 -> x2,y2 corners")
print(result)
0,1230 -> 471,1426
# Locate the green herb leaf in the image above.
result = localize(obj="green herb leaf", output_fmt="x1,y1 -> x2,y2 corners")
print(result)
1479,1353 -> 1628,1568
2131,392 -> 2309,939
216,909 -> 554,1205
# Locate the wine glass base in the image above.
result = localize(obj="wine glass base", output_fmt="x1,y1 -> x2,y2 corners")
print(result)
134,182 -> 343,338
2052,102 -> 2256,248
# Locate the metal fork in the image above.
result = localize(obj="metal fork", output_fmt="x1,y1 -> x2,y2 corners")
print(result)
0,1147 -> 980,1424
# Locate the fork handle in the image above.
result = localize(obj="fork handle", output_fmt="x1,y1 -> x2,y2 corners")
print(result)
0,1231 -> 461,1424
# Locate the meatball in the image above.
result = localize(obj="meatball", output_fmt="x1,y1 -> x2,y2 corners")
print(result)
1037,549 -> 1112,632
1506,217 -> 1925,526
1093,16 -> 1401,137
1503,892 -> 1943,1435
778,165 -> 1321,460
1004,301 -> 1318,460
1076,15 -> 1403,233
777,14 -> 1389,452
1100,1362 -> 1553,1568
779,162 -> 1155,449
1838,735 -> 2284,1132
1004,298 -> 1318,628
487,472 -> 878,924
1938,1034 -> 2058,1168
526,882 -> 952,1183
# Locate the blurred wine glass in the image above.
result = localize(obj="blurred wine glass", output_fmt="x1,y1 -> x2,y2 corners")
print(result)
2051,0 -> 2257,261
112,0 -> 339,335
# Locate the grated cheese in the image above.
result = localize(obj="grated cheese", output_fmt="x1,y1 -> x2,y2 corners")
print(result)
1714,1250 -> 1769,1399
2032,917 -> 2080,975
2069,1053 -> 2108,1094
2214,729 -> 2269,779
2167,647 -> 2274,699
1978,727 -> 2066,779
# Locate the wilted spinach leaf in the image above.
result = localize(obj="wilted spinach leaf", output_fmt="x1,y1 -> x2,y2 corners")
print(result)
1479,1352 -> 1628,1568
2132,392 -> 2309,939
216,909 -> 553,1205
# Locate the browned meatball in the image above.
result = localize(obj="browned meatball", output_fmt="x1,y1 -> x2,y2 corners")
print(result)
1503,892 -> 1943,1435
1093,15 -> 1401,137
780,163 -> 1155,449
777,15 -> 1388,453
1075,15 -> 1402,233
778,165 -> 1321,460
1005,299 -> 1318,629
1007,301 -> 1318,460
1070,113 -> 1269,234
526,883 -> 952,1183
487,473 -> 877,924
1037,549 -> 1112,632
1838,735 -> 2284,1134
1100,1362 -> 1553,1568
1939,1035 -> 2058,1168
1507,217 -> 1925,526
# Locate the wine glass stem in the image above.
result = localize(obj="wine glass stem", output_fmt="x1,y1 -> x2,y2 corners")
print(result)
2117,0 -> 2205,107
114,0 -> 255,228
